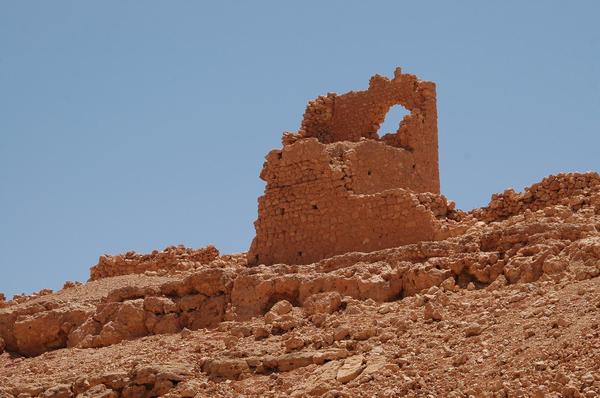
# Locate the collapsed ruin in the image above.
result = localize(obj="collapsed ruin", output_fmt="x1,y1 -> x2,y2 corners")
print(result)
3,66 -> 600,397
3,64 -> 600,397
248,68 -> 456,266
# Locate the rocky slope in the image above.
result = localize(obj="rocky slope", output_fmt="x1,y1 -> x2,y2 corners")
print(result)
1,172 -> 600,397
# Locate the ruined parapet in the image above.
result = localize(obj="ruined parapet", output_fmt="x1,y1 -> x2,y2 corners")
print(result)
296,67 -> 439,194
89,244 -> 220,280
473,172 -> 600,222
248,68 -> 451,266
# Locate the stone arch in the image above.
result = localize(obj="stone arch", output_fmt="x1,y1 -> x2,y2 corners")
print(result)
377,104 -> 411,137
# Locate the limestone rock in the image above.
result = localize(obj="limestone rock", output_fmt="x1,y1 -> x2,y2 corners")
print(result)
465,323 -> 483,337
270,300 -> 293,315
202,359 -> 250,380
75,384 -> 117,398
303,292 -> 342,315
336,355 -> 365,383
90,245 -> 219,280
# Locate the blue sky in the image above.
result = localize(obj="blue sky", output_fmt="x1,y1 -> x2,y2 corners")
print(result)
1,1 -> 599,297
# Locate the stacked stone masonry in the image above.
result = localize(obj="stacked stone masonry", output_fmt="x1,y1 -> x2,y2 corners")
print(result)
296,67 -> 439,193
89,245 -> 220,280
249,68 -> 446,265
472,172 -> 600,222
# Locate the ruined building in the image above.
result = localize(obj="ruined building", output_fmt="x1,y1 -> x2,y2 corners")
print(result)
248,68 -> 460,266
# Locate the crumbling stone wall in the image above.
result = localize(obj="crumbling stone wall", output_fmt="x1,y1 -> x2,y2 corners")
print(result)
89,245 -> 219,280
296,67 -> 439,194
248,68 -> 447,266
473,172 -> 600,222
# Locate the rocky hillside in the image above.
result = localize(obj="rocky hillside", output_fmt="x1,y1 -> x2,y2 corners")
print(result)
1,172 -> 599,397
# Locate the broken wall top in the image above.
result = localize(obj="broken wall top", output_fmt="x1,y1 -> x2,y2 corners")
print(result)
284,67 -> 440,195
296,67 -> 436,146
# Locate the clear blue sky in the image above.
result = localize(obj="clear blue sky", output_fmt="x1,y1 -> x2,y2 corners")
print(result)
1,1 -> 599,297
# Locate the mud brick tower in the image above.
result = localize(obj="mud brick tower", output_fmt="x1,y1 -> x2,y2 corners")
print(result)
248,68 -> 450,265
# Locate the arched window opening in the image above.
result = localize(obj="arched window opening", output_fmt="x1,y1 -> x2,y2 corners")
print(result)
378,104 -> 410,136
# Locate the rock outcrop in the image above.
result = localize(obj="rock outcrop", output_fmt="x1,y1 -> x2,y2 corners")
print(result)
2,186 -> 600,396
89,245 -> 220,280
473,172 -> 600,222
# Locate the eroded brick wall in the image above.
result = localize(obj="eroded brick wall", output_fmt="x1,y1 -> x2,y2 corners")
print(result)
473,172 -> 600,222
297,67 -> 439,194
89,245 -> 220,280
248,68 -> 445,265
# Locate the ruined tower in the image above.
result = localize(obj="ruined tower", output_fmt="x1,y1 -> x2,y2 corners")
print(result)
248,68 -> 452,266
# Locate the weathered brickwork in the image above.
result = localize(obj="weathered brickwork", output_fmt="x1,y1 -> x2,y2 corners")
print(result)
248,68 -> 449,265
89,245 -> 219,280
296,67 -> 439,194
472,172 -> 600,222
